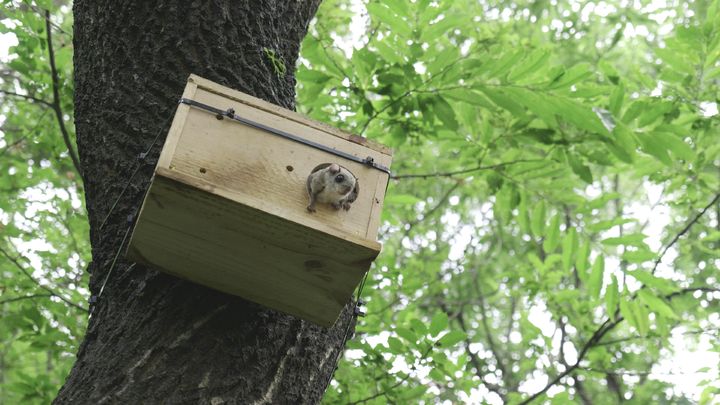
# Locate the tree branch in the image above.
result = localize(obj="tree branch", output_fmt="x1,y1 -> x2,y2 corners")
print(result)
450,305 -> 506,400
518,318 -> 621,404
474,279 -> 510,385
519,285 -> 718,404
0,245 -> 88,312
651,193 -> 720,275
0,89 -> 54,107
45,9 -> 82,177
666,286 -> 720,300
406,182 -> 461,229
391,159 -> 546,180
0,293 -> 54,305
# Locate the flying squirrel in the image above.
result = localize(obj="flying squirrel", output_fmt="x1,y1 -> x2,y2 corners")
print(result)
306,163 -> 359,213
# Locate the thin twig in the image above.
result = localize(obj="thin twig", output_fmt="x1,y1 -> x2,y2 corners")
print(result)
0,89 -> 54,107
45,9 -> 82,177
666,286 -> 720,299
651,193 -> 720,274
0,245 -> 88,312
0,293 -> 54,305
595,328 -> 717,347
391,159 -> 546,180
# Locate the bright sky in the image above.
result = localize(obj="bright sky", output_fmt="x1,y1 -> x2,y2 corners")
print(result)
1,2 -> 718,403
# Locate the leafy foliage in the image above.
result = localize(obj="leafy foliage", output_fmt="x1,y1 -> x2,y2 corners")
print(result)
298,0 -> 720,403
0,1 -> 87,403
1,0 -> 720,404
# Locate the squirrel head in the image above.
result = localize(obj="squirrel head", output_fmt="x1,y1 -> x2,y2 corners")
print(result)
326,165 -> 355,196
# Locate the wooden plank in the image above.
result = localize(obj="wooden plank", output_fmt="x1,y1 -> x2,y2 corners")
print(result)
165,94 -> 390,240
366,173 -> 390,240
157,81 -> 198,170
156,167 -> 381,252
188,74 -> 393,157
127,174 -> 378,326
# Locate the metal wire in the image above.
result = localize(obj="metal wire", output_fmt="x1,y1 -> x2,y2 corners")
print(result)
179,97 -> 392,175
321,269 -> 370,395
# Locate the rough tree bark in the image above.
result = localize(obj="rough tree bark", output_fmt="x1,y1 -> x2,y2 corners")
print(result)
55,1 -> 356,403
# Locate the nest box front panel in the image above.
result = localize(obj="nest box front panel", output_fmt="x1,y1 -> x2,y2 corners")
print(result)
165,86 -> 391,242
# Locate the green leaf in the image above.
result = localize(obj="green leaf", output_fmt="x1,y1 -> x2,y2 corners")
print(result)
655,47 -> 695,74
609,82 -> 625,116
636,132 -> 673,166
653,132 -> 695,161
508,49 -> 551,82
562,227 -> 577,273
410,319 -> 428,336
553,97 -> 609,135
619,298 -> 638,330
567,152 -> 593,183
443,88 -> 495,109
429,312 -> 449,337
437,330 -> 466,348
421,15 -> 468,41
367,2 -> 413,37
400,384 -> 428,399
609,125 -> 637,162
477,87 -> 526,117
631,300 -> 649,336
396,327 -> 418,343
601,233 -> 647,247
622,248 -> 656,263
575,240 -> 591,280
517,193 -> 530,234
434,97 -> 459,130
374,40 -> 405,65
588,255 -> 604,299
543,213 -> 561,253
587,218 -> 635,233
484,50 -> 525,79
296,68 -> 332,84
606,275 -> 619,316
530,200 -> 546,238
626,270 -> 676,294
384,0 -> 409,16
638,289 -> 678,319
387,336 -> 405,353
548,62 -> 593,89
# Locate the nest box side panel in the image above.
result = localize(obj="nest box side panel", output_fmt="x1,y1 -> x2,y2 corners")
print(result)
156,80 -> 198,171
165,82 -> 392,243
127,174 -> 379,326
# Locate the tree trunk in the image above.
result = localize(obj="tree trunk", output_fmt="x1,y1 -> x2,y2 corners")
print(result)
54,1 -> 355,403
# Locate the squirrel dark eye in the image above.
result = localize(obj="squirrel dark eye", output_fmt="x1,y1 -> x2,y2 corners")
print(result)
335,174 -> 345,183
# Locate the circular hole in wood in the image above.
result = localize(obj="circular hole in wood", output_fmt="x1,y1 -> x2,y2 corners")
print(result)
199,167 -> 207,174
286,165 -> 294,172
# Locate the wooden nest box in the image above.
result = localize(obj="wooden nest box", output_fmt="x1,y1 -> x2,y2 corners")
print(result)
127,75 -> 392,327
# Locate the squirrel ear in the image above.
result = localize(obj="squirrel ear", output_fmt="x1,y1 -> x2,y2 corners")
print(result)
329,163 -> 340,173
